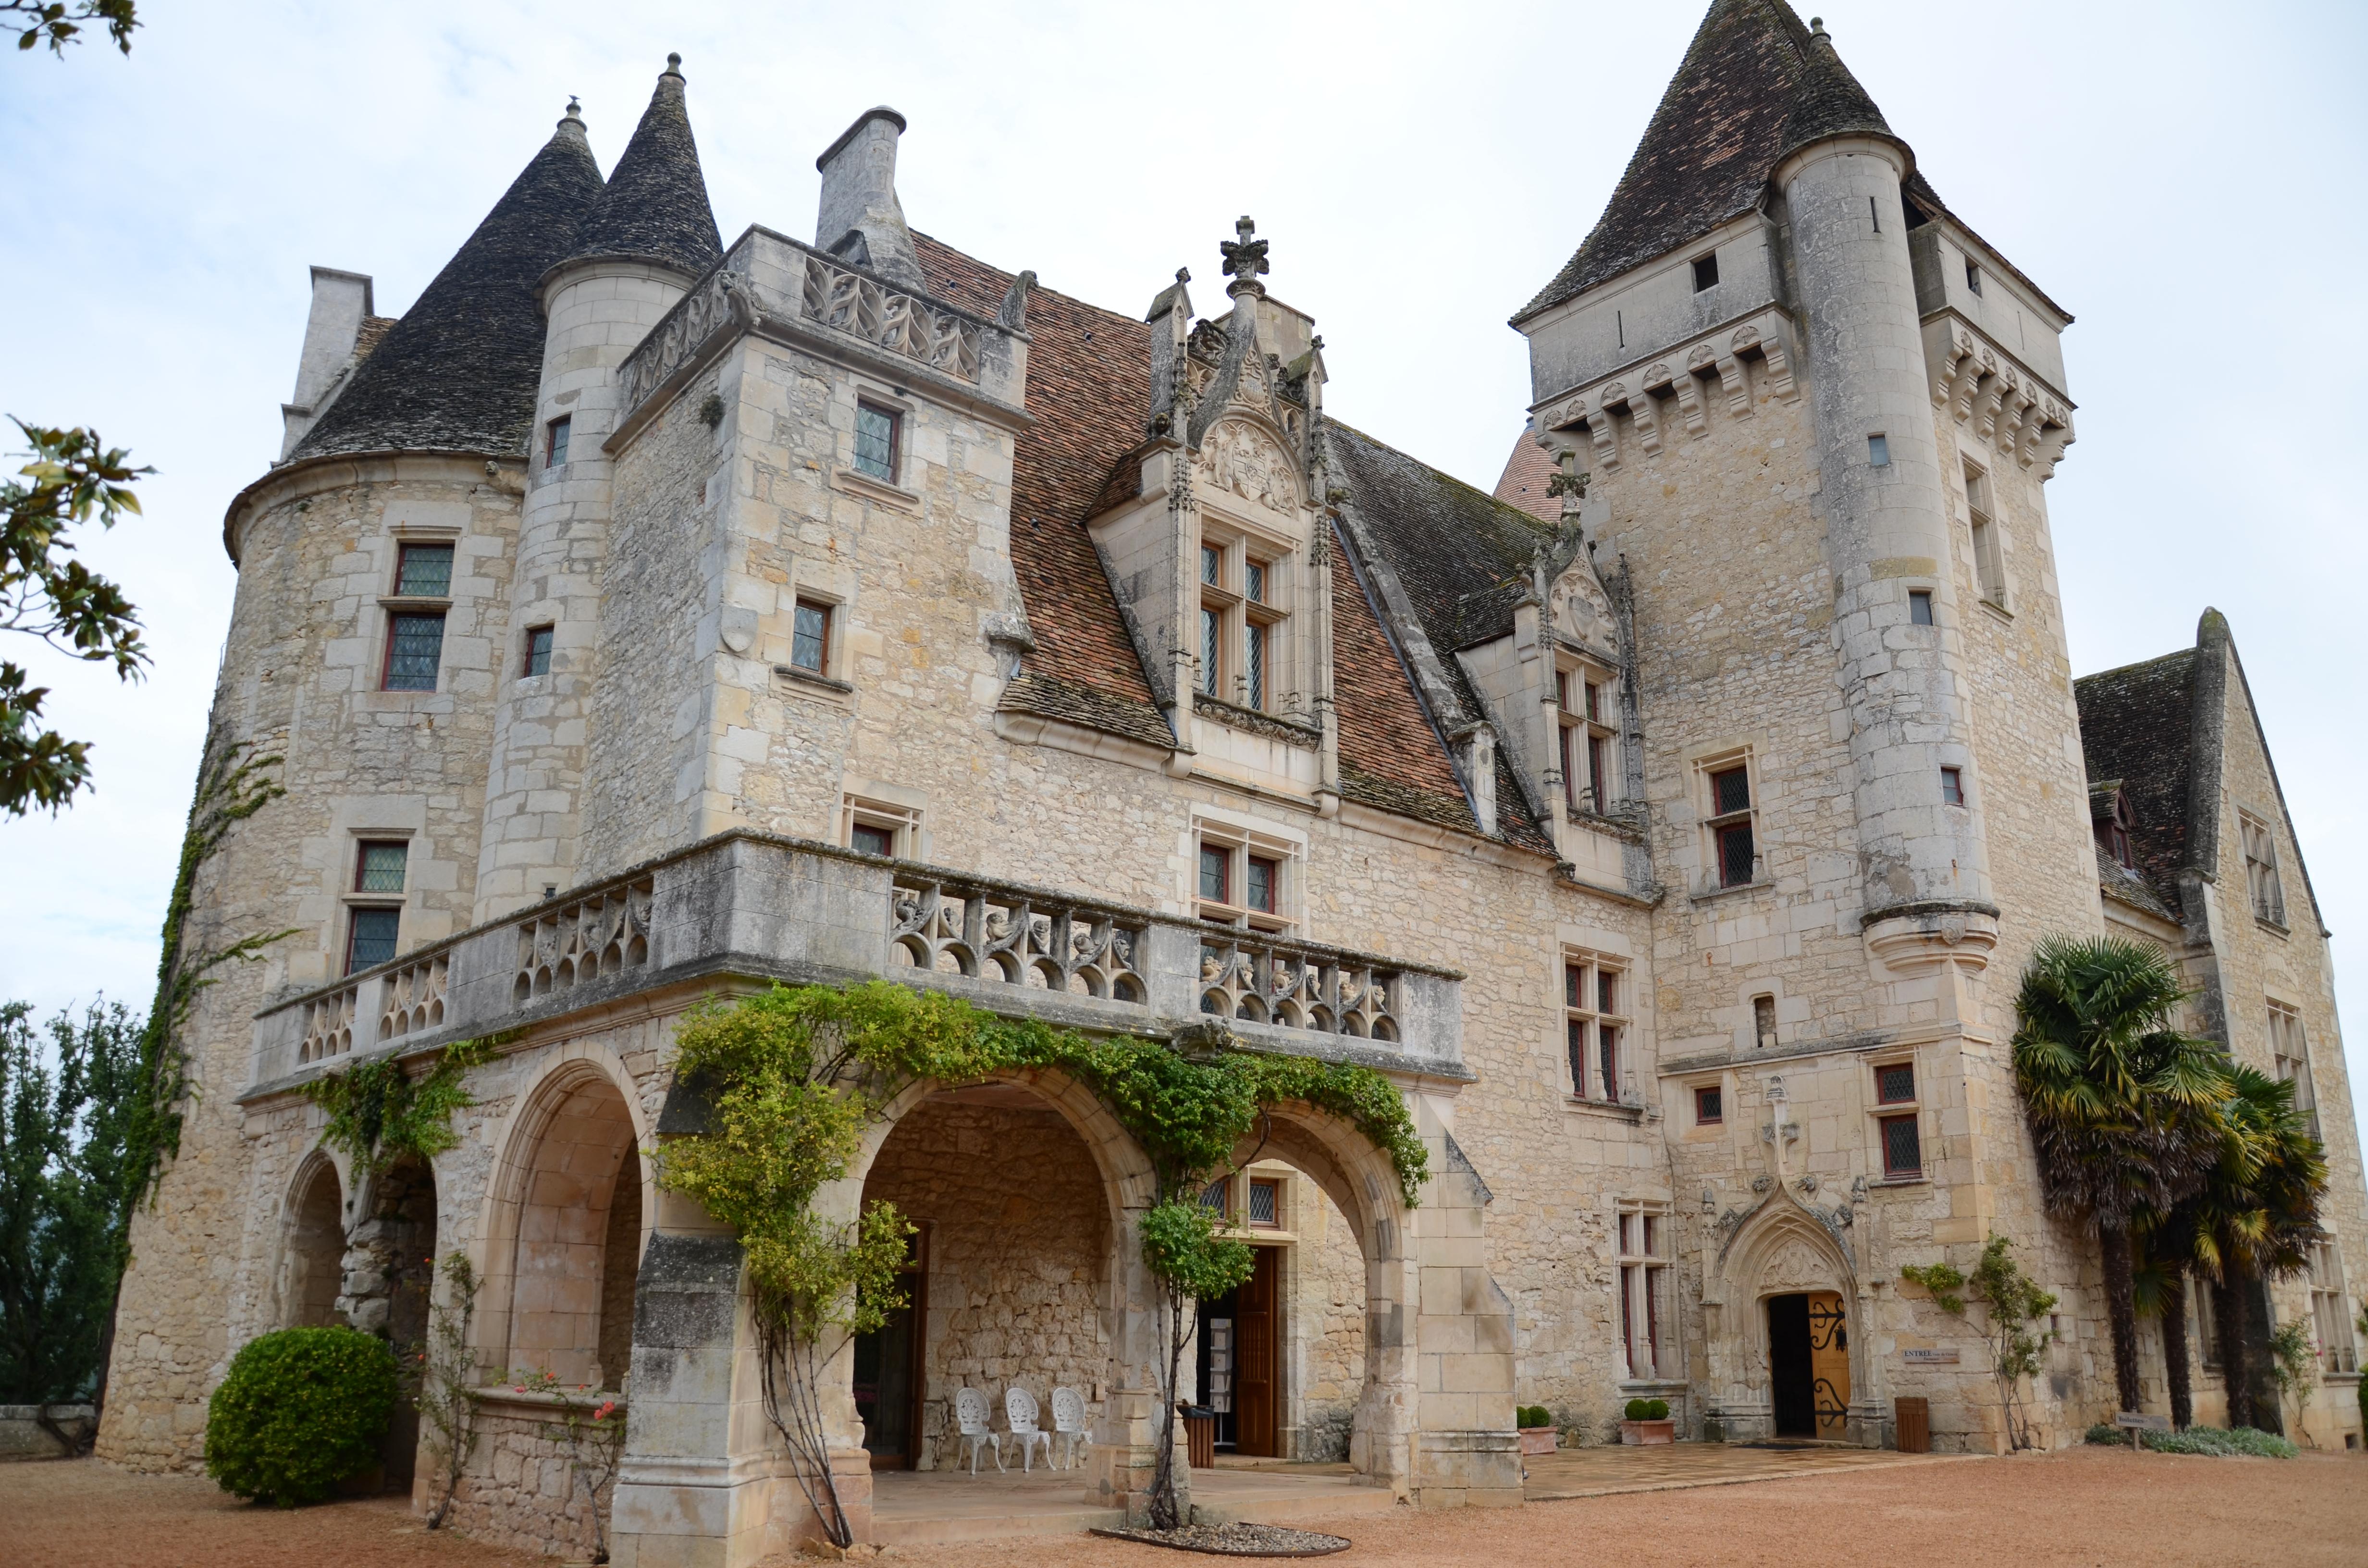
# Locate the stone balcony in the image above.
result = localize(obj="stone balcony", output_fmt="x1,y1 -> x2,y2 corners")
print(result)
243,831 -> 1468,1098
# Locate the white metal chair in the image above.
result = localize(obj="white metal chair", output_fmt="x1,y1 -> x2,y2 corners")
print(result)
1049,1385 -> 1088,1470
1005,1386 -> 1054,1472
954,1386 -> 1003,1474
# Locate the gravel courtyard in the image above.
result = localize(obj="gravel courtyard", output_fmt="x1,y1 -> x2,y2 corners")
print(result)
2,1446 -> 2361,1567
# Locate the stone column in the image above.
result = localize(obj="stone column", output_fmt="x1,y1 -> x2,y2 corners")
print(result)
1406,1109 -> 1520,1507
1085,1208 -> 1190,1525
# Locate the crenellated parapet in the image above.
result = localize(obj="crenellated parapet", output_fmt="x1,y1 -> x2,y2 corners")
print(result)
1923,320 -> 2075,478
1529,307 -> 1801,470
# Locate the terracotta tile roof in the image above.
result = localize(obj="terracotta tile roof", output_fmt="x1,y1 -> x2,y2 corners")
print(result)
2073,648 -> 2196,920
911,234 -> 1168,737
563,62 -> 723,279
1515,0 -> 1894,323
911,233 -> 1548,852
292,121 -> 604,462
1492,427 -> 1560,524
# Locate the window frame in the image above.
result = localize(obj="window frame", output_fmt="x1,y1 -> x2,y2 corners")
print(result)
1194,827 -> 1294,934
1691,252 -> 1719,293
342,837 -> 410,976
2308,1240 -> 2358,1376
1870,1056 -> 1924,1182
1615,1201 -> 1674,1382
545,414 -> 572,468
1908,589 -> 1934,626
853,399 -> 903,484
791,597 -> 836,678
1246,1176 -> 1282,1230
522,624 -> 555,678
1694,1084 -> 1723,1126
1556,660 -> 1619,814
1940,766 -> 1965,808
1867,433 -> 1891,468
1963,460 -> 2008,611
841,795 -> 920,860
1700,753 -> 1759,890
2269,1001 -> 2319,1141
381,539 -> 456,694
1196,528 -> 1290,714
1752,993 -> 1778,1051
1563,949 -> 1631,1104
1964,258 -> 1983,296
2241,811 -> 2287,928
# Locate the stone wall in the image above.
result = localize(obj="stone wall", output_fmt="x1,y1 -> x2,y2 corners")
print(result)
437,1394 -> 617,1561
859,1096 -> 1111,1468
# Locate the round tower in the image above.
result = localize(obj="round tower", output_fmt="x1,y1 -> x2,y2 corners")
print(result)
476,57 -> 724,920
1778,124 -> 1994,932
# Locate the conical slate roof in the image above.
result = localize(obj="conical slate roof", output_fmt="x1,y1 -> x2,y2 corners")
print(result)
290,113 -> 604,462
561,56 -> 722,279
1513,0 -> 1898,323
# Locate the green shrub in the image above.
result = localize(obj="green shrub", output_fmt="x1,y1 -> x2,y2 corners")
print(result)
1624,1397 -> 1647,1420
1517,1405 -> 1551,1429
205,1327 -> 398,1506
1645,1398 -> 1669,1420
2083,1421 -> 2297,1458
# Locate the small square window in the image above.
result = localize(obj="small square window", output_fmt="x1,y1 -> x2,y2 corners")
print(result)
1964,259 -> 1983,296
346,906 -> 401,974
1246,855 -> 1278,915
523,625 -> 554,677
1868,434 -> 1891,468
1880,1113 -> 1923,1178
546,415 -> 571,467
1876,1062 -> 1916,1104
1691,253 -> 1719,292
1753,993 -> 1777,1049
854,402 -> 900,482
791,600 -> 832,674
851,821 -> 895,857
1941,767 -> 1964,807
1909,590 -> 1933,626
1711,765 -> 1750,817
383,611 -> 447,691
394,542 -> 455,599
1198,844 -> 1230,904
356,840 -> 408,894
1695,1085 -> 1723,1125
1247,1177 -> 1280,1228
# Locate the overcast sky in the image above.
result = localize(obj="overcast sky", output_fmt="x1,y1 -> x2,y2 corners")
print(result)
4,2 -> 2364,1152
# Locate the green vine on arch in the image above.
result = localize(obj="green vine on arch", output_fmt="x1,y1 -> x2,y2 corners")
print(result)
303,1036 -> 501,1175
654,980 -> 1428,1544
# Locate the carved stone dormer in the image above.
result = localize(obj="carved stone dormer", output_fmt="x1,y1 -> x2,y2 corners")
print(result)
1088,219 -> 1335,803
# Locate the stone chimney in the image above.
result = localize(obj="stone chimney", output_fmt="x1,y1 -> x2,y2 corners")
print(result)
814,106 -> 924,290
279,266 -> 373,458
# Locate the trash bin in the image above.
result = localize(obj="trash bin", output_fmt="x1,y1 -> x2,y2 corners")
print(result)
1894,1396 -> 1930,1453
1184,1408 -> 1217,1469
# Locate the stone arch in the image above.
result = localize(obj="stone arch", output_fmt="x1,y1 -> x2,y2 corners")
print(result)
1223,1102 -> 1421,1489
477,1049 -> 652,1388
1709,1195 -> 1866,1438
278,1149 -> 347,1329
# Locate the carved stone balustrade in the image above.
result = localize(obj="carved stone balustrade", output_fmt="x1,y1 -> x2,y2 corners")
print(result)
609,227 -> 1027,450
243,832 -> 1467,1097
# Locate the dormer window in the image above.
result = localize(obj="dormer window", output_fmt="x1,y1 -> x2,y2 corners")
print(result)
2094,786 -> 2138,870
1556,665 -> 1619,814
854,401 -> 901,482
1691,252 -> 1719,292
1197,534 -> 1287,713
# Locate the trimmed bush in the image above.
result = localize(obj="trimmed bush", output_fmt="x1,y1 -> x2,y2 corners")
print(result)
205,1327 -> 398,1506
1624,1398 -> 1649,1421
1517,1405 -> 1551,1429
2082,1421 -> 2298,1458
1645,1398 -> 1669,1420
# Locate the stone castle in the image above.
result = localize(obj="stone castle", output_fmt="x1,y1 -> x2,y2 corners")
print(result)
96,1 -> 2366,1558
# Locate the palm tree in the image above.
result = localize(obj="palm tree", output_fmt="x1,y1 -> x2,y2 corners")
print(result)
2012,936 -> 2226,1415
2168,1063 -> 2325,1430
2134,1208 -> 2203,1429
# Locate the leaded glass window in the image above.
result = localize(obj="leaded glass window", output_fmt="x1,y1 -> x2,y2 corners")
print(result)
384,612 -> 446,691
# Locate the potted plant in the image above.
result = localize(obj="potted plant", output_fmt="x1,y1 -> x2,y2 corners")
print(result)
1516,1404 -> 1557,1456
1618,1397 -> 1675,1445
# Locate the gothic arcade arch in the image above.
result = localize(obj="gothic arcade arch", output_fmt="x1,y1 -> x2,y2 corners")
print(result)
476,1048 -> 653,1389
278,1149 -> 347,1329
1709,1195 -> 1866,1430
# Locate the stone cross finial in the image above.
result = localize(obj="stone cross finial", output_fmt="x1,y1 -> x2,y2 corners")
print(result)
1220,216 -> 1270,293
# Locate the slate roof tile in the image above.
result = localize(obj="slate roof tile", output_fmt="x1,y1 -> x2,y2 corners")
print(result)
292,120 -> 604,462
2073,648 -> 2196,920
563,61 -> 723,279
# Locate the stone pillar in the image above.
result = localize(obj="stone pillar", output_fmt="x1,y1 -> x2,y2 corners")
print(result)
1085,1209 -> 1190,1525
1406,1106 -> 1519,1507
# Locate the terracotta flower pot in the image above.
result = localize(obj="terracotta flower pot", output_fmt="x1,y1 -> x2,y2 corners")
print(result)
1618,1419 -> 1676,1446
1517,1425 -> 1558,1456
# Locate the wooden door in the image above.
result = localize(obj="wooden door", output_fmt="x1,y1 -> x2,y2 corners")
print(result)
854,1225 -> 927,1469
1233,1246 -> 1280,1457
1807,1290 -> 1850,1440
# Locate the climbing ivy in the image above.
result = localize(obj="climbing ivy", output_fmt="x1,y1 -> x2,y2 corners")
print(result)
654,980 -> 1429,1542
304,1037 -> 497,1175
125,733 -> 289,1209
